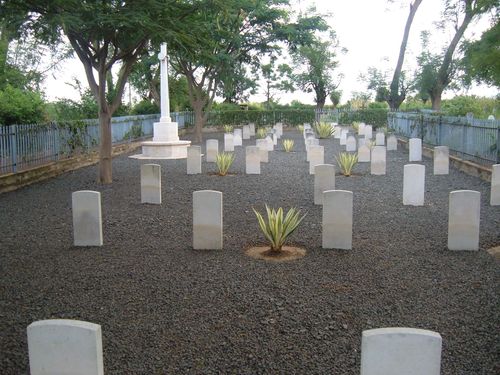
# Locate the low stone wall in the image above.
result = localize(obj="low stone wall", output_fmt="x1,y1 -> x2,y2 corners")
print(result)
397,138 -> 492,182
0,141 -> 144,194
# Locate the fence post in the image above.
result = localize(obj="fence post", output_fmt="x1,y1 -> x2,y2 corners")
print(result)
462,119 -> 467,160
10,125 -> 18,173
497,123 -> 500,163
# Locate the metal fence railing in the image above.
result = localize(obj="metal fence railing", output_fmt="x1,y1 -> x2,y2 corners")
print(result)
387,112 -> 499,165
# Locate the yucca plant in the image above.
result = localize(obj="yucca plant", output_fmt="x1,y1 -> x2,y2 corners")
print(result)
335,152 -> 358,177
314,122 -> 334,139
256,128 -> 267,139
282,139 -> 294,152
215,152 -> 235,176
352,122 -> 360,134
297,125 -> 304,133
253,205 -> 306,253
223,124 -> 234,133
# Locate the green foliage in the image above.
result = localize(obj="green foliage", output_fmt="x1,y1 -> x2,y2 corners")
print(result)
215,152 -> 235,176
314,122 -> 334,138
58,120 -> 96,154
282,139 -> 294,152
256,128 -> 267,139
339,109 -> 388,128
0,84 -> 45,125
223,124 -> 234,133
330,90 -> 341,108
441,95 -> 499,118
351,122 -> 360,134
131,100 -> 159,115
253,205 -> 306,252
335,152 -> 358,177
207,110 -> 315,127
123,124 -> 144,140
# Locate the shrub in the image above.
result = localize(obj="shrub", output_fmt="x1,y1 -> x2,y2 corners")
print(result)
338,109 -> 388,128
0,85 -> 46,125
131,100 -> 160,115
314,122 -> 334,138
123,124 -> 144,140
352,121 -> 360,134
256,128 -> 267,139
223,124 -> 234,133
253,205 -> 306,252
282,139 -> 294,152
335,152 -> 358,176
215,152 -> 235,176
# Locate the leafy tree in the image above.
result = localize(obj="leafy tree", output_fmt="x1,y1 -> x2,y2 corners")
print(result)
461,19 -> 500,87
219,63 -> 258,104
329,90 -> 341,108
1,0 -> 193,183
261,61 -> 294,109
0,84 -> 45,125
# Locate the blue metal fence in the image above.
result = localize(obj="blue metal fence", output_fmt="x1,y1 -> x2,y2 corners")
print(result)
387,112 -> 499,165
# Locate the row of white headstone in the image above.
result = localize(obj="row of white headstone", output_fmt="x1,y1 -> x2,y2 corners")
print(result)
26,318 -> 443,375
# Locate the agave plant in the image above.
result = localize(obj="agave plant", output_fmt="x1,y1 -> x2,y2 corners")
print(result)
215,152 -> 235,176
253,205 -> 306,252
297,125 -> 304,134
282,139 -> 294,152
314,122 -> 334,139
223,124 -> 234,133
351,122 -> 360,134
335,152 -> 358,177
256,128 -> 267,139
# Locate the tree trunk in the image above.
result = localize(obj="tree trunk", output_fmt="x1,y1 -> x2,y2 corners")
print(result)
192,100 -> 205,143
388,0 -> 423,110
430,88 -> 443,111
98,107 -> 113,183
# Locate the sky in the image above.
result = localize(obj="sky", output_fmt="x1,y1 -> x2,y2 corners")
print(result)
42,0 -> 498,105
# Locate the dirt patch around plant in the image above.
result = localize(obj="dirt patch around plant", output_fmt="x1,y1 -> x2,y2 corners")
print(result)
246,245 -> 306,262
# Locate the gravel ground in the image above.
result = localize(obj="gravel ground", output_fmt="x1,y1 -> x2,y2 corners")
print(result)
1,129 -> 499,374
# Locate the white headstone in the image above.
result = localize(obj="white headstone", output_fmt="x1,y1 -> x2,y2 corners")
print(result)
491,164 -> 500,205
265,135 -> 274,151
371,146 -> 386,175
193,190 -> 223,250
346,135 -> 357,152
306,138 -> 319,161
358,137 -> 366,148
487,115 -> 495,120
322,190 -> 353,249
375,132 -> 385,146
358,123 -> 366,136
403,164 -> 425,206
242,125 -> 251,140
141,164 -> 161,204
224,133 -> 234,152
206,139 -> 218,162
360,327 -> 442,375
275,122 -> 283,138
409,138 -> 422,161
340,129 -> 348,145
358,144 -> 371,163
246,146 -> 260,174
309,145 -> 324,174
187,146 -> 202,175
314,164 -> 335,205
304,123 -> 311,130
448,190 -> 480,251
334,126 -> 342,139
364,125 -> 373,139
433,146 -> 449,175
28,319 -> 104,375
233,129 -> 243,146
249,123 -> 256,136
256,139 -> 269,163
387,135 -> 398,151
72,191 -> 103,247
273,133 -> 278,145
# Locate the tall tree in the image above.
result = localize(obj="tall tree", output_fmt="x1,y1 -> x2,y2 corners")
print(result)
1,0 -> 193,183
387,0 -> 423,110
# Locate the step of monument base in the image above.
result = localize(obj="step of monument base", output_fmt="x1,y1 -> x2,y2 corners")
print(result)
129,140 -> 191,160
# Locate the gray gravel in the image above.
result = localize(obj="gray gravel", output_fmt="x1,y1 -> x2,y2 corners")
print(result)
0,129 -> 499,374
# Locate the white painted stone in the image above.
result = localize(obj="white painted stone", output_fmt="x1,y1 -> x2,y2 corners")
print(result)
206,139 -> 218,162
409,138 -> 422,161
358,137 -> 366,148
487,115 -> 495,120
448,190 -> 480,251
275,122 -> 283,138
306,138 -> 319,161
187,146 -> 202,175
233,129 -> 243,146
242,125 -> 250,140
273,133 -> 278,146
364,125 -> 373,139
375,132 -> 385,146
265,135 -> 274,151
346,136 -> 357,152
256,139 -> 269,163
491,164 -> 500,205
358,123 -> 366,136
28,319 -> 104,375
387,135 -> 398,151
224,133 -> 234,152
72,191 -> 103,247
433,146 -> 449,175
322,190 -> 353,249
358,145 -> 371,162
314,164 -> 335,205
360,327 -> 442,375
334,126 -> 342,139
304,123 -> 311,130
246,146 -> 260,174
248,123 -> 256,136
340,129 -> 348,145
309,145 -> 324,174
193,190 -> 223,250
371,146 -> 386,175
141,164 -> 161,204
403,164 -> 425,206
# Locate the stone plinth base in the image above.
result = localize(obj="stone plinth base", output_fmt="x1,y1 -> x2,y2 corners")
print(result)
129,140 -> 191,160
